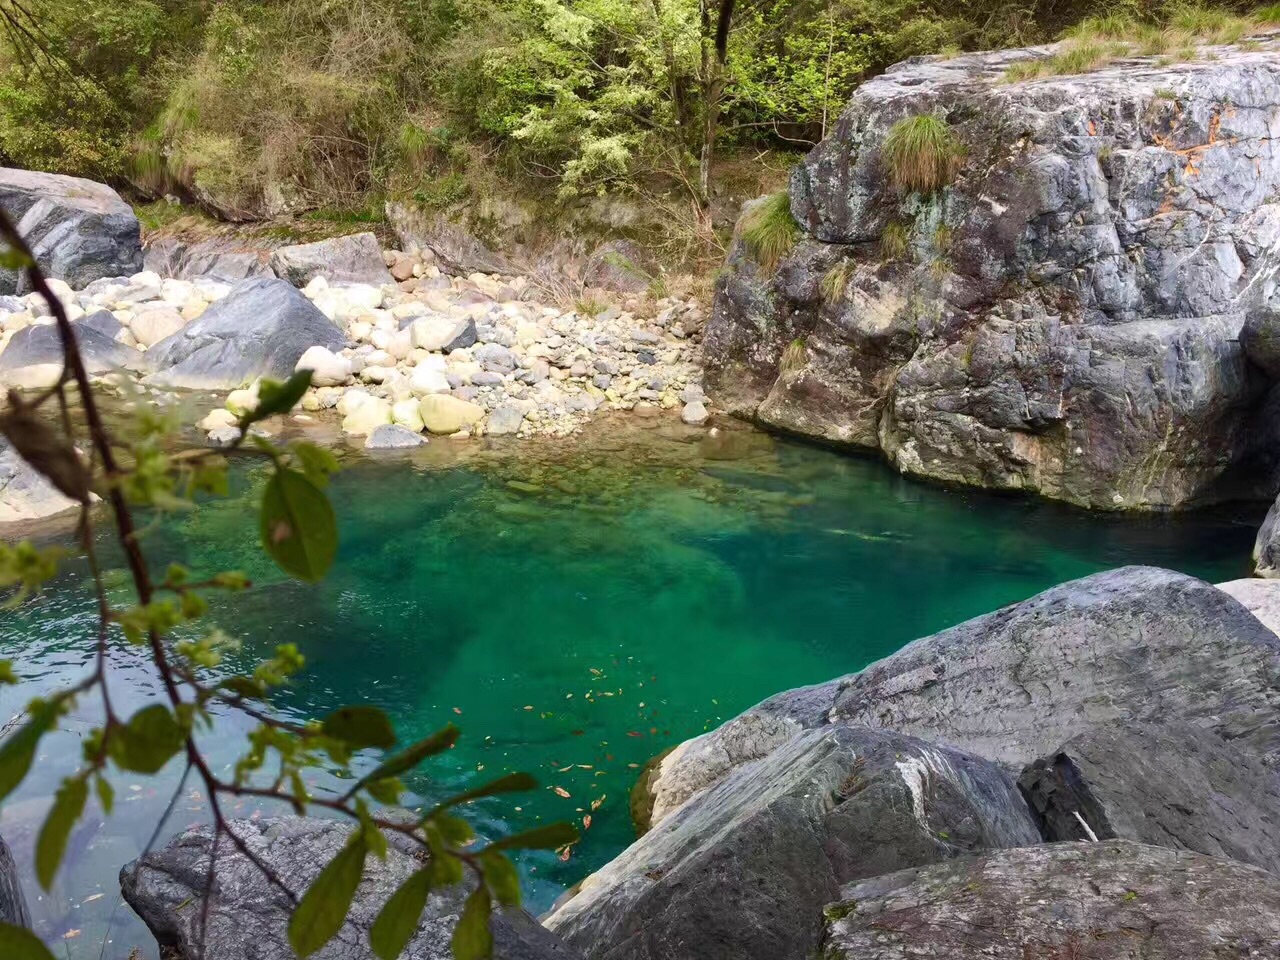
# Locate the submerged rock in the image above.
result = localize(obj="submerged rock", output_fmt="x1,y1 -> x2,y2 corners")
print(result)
120,817 -> 580,960
270,233 -> 394,287
822,840 -> 1280,959
147,278 -> 345,389
706,40 -> 1280,509
0,167 -> 142,294
1018,723 -> 1280,875
646,567 -> 1280,824
365,423 -> 427,449
547,726 -> 1037,960
0,830 -> 29,928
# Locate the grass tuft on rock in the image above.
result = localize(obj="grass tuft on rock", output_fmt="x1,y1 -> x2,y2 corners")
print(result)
880,220 -> 911,260
741,192 -> 800,271
882,115 -> 965,194
821,261 -> 854,302
780,338 -> 808,375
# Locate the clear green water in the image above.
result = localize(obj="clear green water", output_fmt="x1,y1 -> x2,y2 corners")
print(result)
0,419 -> 1261,958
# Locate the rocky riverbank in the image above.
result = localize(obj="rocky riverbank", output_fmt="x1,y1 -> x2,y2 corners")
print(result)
706,32 -> 1280,512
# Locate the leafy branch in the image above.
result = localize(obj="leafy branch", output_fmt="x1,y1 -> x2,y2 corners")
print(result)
0,209 -> 576,960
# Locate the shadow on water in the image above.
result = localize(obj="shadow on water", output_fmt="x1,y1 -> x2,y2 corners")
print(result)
0,416 -> 1265,958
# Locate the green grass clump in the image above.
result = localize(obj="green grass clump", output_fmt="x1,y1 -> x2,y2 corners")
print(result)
880,220 -> 911,260
881,115 -> 965,194
821,261 -> 854,302
741,192 -> 800,270
1066,13 -> 1138,40
1257,4 -> 1280,25
780,338 -> 808,375
1001,59 -> 1047,82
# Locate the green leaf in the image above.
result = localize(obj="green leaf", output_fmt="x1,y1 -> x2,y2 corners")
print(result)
94,775 -> 114,815
0,700 -> 60,803
363,725 -> 458,785
292,441 -> 340,488
260,467 -> 338,583
36,777 -> 87,890
480,850 -> 521,907
485,822 -> 579,853
288,834 -> 368,957
0,247 -> 33,270
427,772 -> 537,818
370,867 -> 432,960
241,371 -> 313,426
451,887 -> 492,960
323,706 -> 396,750
0,660 -> 17,684
109,705 -> 185,774
0,921 -> 57,960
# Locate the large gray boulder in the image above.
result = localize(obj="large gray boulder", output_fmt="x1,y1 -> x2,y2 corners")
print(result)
1219,576 -> 1280,634
705,40 -> 1280,509
144,235 -> 274,282
644,567 -> 1280,825
120,817 -> 580,960
269,233 -> 393,287
0,440 -> 81,528
0,831 -> 29,928
1255,494 -> 1280,577
822,840 -> 1280,959
1018,724 -> 1280,875
546,726 -> 1038,960
0,168 -> 142,294
0,313 -> 145,376
146,278 -> 344,389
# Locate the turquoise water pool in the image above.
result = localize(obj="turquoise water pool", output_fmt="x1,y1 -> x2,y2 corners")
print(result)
0,419 -> 1261,958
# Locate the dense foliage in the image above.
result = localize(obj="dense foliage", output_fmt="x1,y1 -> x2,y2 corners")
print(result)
0,0 -> 1266,220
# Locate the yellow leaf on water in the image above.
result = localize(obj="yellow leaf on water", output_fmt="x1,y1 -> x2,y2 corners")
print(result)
62,929 -> 81,939
553,786 -> 571,798
582,815 -> 592,830
82,894 -> 104,904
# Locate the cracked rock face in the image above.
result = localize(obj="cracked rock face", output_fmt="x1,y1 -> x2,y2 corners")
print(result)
1017,723 -> 1280,875
545,726 -> 1038,960
120,817 -> 580,960
822,840 -> 1280,959
643,567 -> 1280,826
705,40 -> 1280,509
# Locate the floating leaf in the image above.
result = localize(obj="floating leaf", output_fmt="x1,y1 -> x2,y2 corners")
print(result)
486,822 -> 579,853
451,887 -> 492,960
242,371 -> 313,427
370,867 -> 432,960
260,467 -> 338,583
288,834 -> 368,957
0,921 -> 57,960
110,705 -> 185,774
36,777 -> 87,890
323,706 -> 396,751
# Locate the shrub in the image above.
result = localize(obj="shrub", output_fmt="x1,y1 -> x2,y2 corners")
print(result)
741,192 -> 800,271
881,115 -> 965,194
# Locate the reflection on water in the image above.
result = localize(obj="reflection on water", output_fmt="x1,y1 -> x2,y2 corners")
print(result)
0,417 -> 1262,958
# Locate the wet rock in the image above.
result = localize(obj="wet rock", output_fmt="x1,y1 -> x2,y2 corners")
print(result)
487,403 -> 526,436
0,831 -> 28,928
0,168 -> 142,294
419,394 -> 484,434
546,726 -> 1038,960
120,817 -> 581,960
647,567 -> 1280,825
680,400 -> 708,426
365,424 -> 427,449
147,278 -> 344,389
1018,723 -> 1280,875
270,233 -> 394,287
822,841 -> 1280,959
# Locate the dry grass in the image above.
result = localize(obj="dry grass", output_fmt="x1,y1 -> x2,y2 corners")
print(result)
821,260 -> 854,301
780,338 -> 808,375
881,115 -> 965,193
880,220 -> 912,259
1001,6 -> 1277,82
